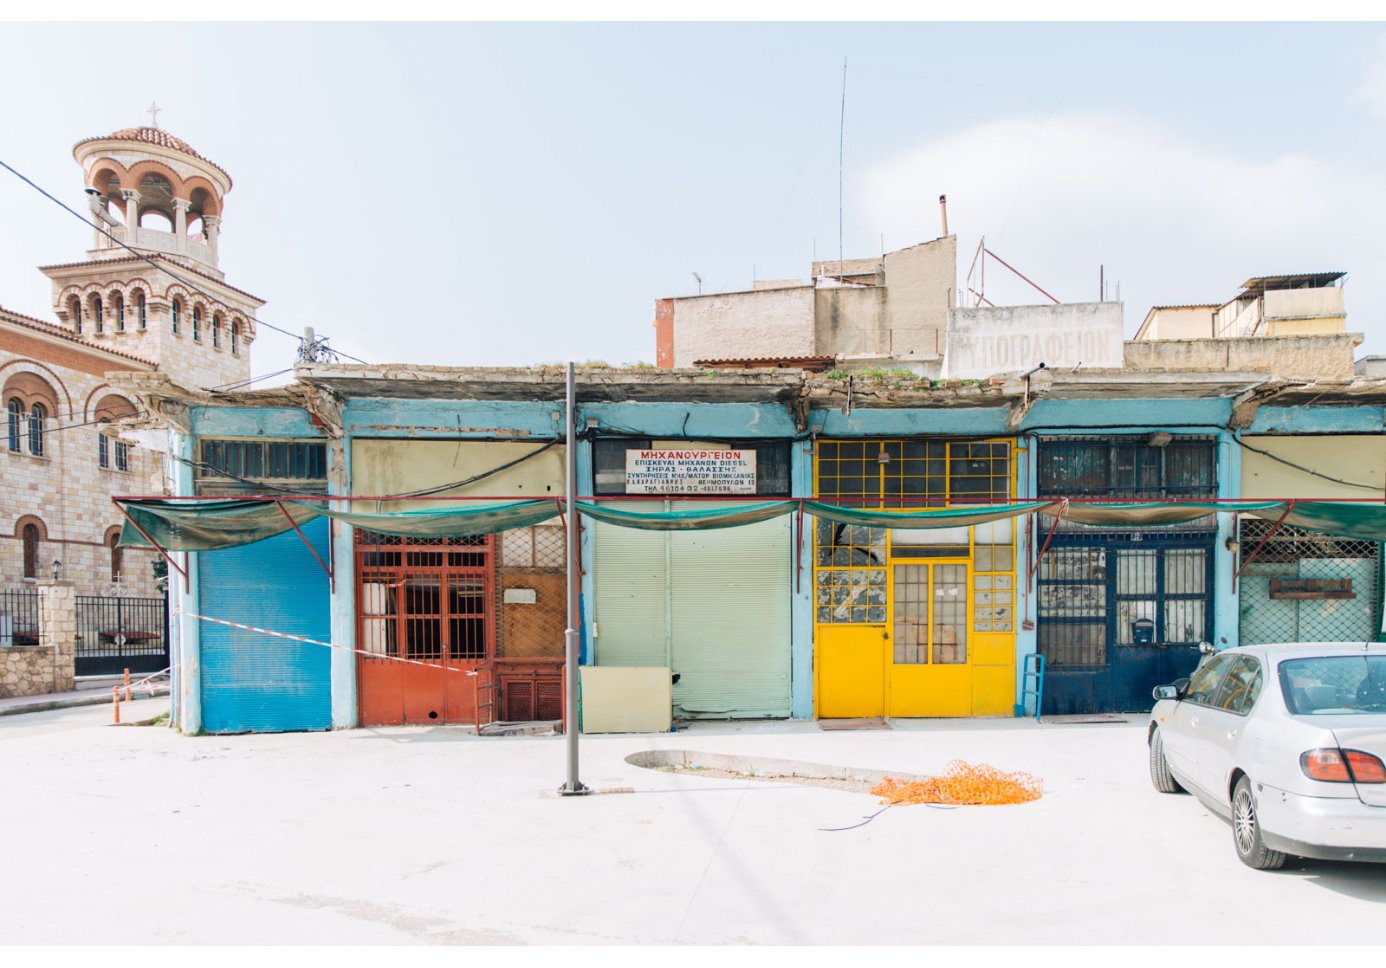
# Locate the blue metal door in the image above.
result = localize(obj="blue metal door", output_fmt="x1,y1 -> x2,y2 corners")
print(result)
1037,534 -> 1211,714
198,518 -> 332,733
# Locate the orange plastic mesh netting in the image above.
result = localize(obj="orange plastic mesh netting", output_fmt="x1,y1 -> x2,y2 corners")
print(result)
870,760 -> 1043,806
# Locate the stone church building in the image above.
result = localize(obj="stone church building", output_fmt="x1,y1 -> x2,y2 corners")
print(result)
2,121 -> 260,598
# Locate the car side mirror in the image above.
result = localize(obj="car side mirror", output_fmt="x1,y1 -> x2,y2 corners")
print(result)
1153,684 -> 1181,701
1198,640 -> 1216,656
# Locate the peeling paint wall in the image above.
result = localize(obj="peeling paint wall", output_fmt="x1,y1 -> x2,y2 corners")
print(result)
814,287 -> 885,357
1124,334 -> 1359,379
1139,307 -> 1214,340
671,286 -> 815,368
351,439 -> 565,501
883,236 -> 956,359
1240,435 -> 1386,500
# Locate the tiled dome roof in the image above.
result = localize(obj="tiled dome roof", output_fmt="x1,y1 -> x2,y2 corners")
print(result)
73,127 -> 231,186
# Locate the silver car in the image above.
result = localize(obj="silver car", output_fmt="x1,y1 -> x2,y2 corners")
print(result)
1148,642 -> 1386,869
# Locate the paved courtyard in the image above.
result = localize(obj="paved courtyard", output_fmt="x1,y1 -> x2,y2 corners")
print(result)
3,700 -> 1385,945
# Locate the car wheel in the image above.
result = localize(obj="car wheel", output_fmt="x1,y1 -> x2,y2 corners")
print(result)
1232,775 -> 1286,870
1149,728 -> 1184,794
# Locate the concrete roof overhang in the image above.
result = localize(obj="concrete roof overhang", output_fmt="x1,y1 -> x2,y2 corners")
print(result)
292,365 -> 805,405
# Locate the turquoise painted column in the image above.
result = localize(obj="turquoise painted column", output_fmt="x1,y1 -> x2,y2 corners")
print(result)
790,437 -> 814,719
329,436 -> 357,728
1015,434 -> 1038,714
1215,431 -> 1240,651
575,430 -> 594,666
171,429 -> 201,734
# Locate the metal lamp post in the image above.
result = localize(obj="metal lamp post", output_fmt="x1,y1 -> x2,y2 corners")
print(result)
559,362 -> 589,796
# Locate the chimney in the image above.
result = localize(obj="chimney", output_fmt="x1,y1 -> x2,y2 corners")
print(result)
939,194 -> 949,237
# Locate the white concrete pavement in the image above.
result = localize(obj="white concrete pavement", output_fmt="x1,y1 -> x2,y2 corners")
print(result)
2,702 -> 1384,945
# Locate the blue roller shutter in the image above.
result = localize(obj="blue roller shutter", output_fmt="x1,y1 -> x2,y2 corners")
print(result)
198,518 -> 332,733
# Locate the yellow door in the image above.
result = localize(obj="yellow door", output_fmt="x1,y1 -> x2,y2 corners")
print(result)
888,562 -> 974,717
817,623 -> 888,717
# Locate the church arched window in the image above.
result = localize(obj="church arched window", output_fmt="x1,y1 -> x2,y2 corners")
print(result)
212,313 -> 221,349
114,293 -> 125,332
135,291 -> 147,330
172,298 -> 181,334
22,523 -> 40,579
6,398 -> 21,452
108,529 -> 123,583
192,306 -> 202,342
92,295 -> 104,334
28,403 -> 47,457
231,321 -> 240,356
69,297 -> 83,335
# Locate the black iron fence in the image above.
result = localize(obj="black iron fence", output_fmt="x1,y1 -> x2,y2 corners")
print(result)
75,595 -> 169,676
0,588 -> 40,647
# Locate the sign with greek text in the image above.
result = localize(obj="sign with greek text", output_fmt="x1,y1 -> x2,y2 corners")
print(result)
942,302 -> 1124,379
625,449 -> 757,494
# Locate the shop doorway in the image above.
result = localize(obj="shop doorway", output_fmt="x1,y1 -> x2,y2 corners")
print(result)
355,531 -> 495,725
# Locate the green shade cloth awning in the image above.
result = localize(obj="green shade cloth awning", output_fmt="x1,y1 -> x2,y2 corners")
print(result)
328,500 -> 563,537
119,499 -> 323,551
802,500 -> 1057,529
1061,501 -> 1282,527
117,496 -> 1386,553
1275,502 -> 1386,542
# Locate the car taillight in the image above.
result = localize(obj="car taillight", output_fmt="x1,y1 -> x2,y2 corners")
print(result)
1301,748 -> 1386,784
1345,750 -> 1386,784
1302,749 -> 1352,782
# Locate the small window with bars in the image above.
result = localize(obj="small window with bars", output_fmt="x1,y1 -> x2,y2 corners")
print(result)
197,439 -> 328,493
1037,436 -> 1217,499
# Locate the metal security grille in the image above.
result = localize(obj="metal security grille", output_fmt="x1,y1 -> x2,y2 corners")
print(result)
1036,436 -> 1217,498
75,596 -> 168,675
1038,541 -> 1211,668
0,589 -> 39,646
1238,520 -> 1381,644
1037,547 -> 1108,668
356,532 -> 494,661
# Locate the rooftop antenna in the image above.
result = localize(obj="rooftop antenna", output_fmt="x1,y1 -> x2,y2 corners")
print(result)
692,272 -> 703,295
838,57 -> 847,267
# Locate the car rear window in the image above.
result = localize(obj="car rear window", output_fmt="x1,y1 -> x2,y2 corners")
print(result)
1279,655 -> 1386,715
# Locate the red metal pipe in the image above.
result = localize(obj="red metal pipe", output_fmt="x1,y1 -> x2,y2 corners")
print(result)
983,247 -> 1061,304
273,500 -> 334,591
1232,500 -> 1297,592
114,502 -> 189,591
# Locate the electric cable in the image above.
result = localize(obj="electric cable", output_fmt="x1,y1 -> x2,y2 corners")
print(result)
0,156 -> 370,365
388,439 -> 562,499
4,409 -> 150,446
1234,437 -> 1382,492
203,368 -> 294,393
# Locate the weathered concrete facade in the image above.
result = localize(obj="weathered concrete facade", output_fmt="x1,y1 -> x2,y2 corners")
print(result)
659,236 -> 957,370
123,359 -> 1386,727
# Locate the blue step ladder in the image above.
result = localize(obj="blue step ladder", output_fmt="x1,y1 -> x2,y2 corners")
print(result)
1015,653 -> 1045,722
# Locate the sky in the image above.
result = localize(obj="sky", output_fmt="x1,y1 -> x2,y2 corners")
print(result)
2,22 -> 1384,380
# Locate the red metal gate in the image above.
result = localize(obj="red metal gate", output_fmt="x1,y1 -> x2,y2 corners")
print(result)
355,531 -> 495,725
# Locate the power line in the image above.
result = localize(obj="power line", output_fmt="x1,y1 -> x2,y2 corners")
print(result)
204,368 -> 294,393
0,156 -> 371,366
4,409 -> 149,446
1235,437 -> 1382,491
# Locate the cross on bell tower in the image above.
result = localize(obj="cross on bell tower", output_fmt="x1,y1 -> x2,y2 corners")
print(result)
147,101 -> 161,128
